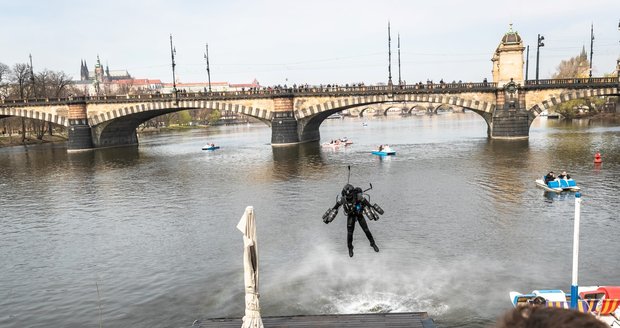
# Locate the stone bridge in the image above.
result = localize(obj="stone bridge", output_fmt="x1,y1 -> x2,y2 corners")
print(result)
0,78 -> 617,150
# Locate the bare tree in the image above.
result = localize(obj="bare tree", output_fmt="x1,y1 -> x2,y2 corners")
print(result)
0,63 -> 14,137
553,47 -> 589,79
0,62 -> 9,99
30,117 -> 47,140
10,63 -> 30,99
116,79 -> 135,95
36,69 -> 74,98
51,71 -> 74,97
10,63 -> 31,142
34,69 -> 50,97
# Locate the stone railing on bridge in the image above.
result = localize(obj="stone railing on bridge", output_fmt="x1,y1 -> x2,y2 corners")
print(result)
1,78 -> 617,108
524,77 -> 619,89
0,81 -> 500,107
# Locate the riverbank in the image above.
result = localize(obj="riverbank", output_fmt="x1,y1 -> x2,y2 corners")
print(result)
0,134 -> 67,148
576,112 -> 620,125
588,112 -> 620,121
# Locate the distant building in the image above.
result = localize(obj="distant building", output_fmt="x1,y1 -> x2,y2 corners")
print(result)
161,78 -> 261,94
73,56 -> 260,96
74,55 -> 163,95
80,55 -> 131,83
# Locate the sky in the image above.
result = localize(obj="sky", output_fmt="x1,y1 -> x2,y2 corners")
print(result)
1,0 -> 619,86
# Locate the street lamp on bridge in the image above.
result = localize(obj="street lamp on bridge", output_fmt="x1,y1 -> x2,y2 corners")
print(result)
170,34 -> 177,96
204,43 -> 212,93
387,21 -> 393,87
536,34 -> 545,83
28,54 -> 35,97
525,45 -> 530,81
589,23 -> 594,78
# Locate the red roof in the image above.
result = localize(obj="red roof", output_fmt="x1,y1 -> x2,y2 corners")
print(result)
161,81 -> 256,87
229,83 -> 259,88
174,82 -> 228,87
114,79 -> 162,85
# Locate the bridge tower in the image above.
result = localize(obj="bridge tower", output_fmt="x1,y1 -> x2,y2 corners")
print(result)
491,24 -> 524,86
490,25 -> 529,138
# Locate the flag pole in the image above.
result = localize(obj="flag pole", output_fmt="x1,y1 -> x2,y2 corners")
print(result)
570,192 -> 582,309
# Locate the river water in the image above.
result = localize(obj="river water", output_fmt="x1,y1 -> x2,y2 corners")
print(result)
1,113 -> 619,328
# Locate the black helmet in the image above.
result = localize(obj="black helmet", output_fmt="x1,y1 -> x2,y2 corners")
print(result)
353,187 -> 363,200
341,184 -> 355,199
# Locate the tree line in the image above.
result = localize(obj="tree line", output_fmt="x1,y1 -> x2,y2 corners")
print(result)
0,60 -> 75,143
551,47 -> 617,119
0,60 -> 224,145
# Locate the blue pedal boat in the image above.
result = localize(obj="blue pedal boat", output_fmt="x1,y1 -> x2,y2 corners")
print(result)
535,177 -> 580,193
202,145 -> 220,151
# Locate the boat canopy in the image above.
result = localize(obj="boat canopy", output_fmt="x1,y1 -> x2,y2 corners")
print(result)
580,286 -> 620,299
532,290 -> 566,302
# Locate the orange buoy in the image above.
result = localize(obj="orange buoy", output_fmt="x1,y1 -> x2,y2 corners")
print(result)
594,152 -> 602,163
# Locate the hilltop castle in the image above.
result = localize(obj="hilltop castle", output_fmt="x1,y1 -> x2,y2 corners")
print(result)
79,55 -> 131,83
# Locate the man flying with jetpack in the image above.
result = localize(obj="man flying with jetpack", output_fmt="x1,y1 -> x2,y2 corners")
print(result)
322,166 -> 385,257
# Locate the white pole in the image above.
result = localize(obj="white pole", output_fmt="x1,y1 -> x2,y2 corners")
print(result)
570,192 -> 582,309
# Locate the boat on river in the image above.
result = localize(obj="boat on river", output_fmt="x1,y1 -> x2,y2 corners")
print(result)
327,113 -> 343,119
322,138 -> 353,148
372,145 -> 395,156
509,287 -> 620,326
509,193 -> 620,327
535,177 -> 580,193
202,144 -> 220,151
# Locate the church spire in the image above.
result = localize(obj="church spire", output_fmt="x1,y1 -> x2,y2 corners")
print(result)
580,45 -> 587,60
80,60 -> 85,80
84,60 -> 89,80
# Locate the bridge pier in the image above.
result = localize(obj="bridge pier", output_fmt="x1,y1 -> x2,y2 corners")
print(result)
490,108 -> 530,138
271,111 -> 300,144
271,96 -> 309,145
489,82 -> 530,139
67,101 -> 94,151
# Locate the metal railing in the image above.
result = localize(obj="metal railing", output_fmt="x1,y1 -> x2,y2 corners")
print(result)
1,77 -> 616,107
524,77 -> 619,87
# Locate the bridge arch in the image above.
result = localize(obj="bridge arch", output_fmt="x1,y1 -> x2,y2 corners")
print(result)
89,99 -> 272,126
357,106 -> 376,117
88,100 -> 272,148
406,104 -> 430,114
527,87 -> 618,118
382,105 -> 406,116
296,94 -> 494,118
433,104 -> 454,114
0,106 -> 67,126
295,94 -> 495,142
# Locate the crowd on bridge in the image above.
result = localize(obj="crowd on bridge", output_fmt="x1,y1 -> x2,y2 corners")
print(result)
0,78 -> 497,103
5,75 -> 617,105
165,79 -> 496,98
